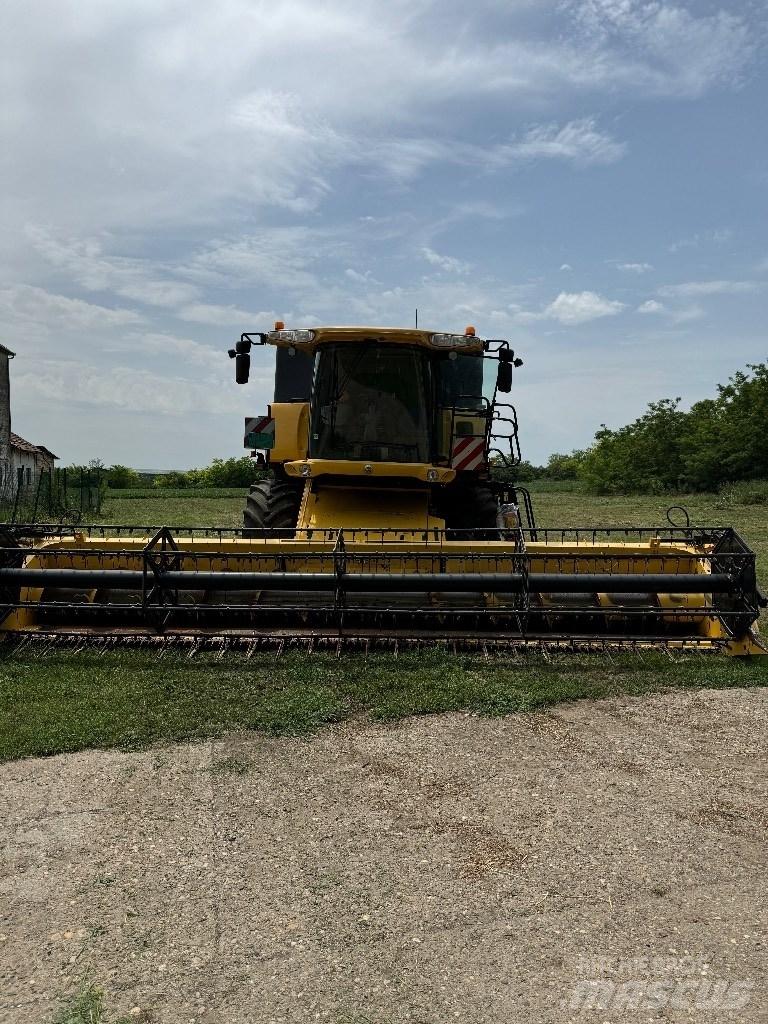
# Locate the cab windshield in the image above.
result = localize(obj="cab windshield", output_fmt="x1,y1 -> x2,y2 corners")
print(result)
310,343 -> 431,463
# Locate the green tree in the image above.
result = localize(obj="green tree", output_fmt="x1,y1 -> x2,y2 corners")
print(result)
106,464 -> 141,489
576,362 -> 768,493
153,458 -> 260,489
197,457 -> 259,487
153,470 -> 192,488
545,450 -> 586,480
579,399 -> 687,494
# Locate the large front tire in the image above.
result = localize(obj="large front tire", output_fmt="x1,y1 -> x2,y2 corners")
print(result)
243,477 -> 301,536
439,477 -> 499,539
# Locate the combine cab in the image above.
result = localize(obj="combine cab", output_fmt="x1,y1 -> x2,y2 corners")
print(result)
0,324 -> 764,654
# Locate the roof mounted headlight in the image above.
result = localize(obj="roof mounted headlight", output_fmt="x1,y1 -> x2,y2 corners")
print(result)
267,329 -> 315,344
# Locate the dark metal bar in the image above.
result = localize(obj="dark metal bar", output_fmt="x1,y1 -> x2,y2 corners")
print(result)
0,567 -> 736,594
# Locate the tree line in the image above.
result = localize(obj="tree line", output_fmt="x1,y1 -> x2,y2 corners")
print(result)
93,457 -> 258,490
506,361 -> 768,494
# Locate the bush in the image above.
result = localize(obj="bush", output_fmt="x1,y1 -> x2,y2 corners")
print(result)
491,459 -> 545,484
152,458 -> 261,489
195,457 -> 258,488
106,464 -> 141,489
154,470 -> 193,488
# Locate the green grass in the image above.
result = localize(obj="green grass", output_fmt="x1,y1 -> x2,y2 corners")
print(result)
100,489 -> 243,528
1,486 -> 766,763
52,981 -> 105,1024
51,978 -> 140,1024
105,486 -> 247,500
1,647 -> 766,763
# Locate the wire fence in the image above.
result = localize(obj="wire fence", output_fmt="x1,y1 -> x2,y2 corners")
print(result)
0,468 -> 104,524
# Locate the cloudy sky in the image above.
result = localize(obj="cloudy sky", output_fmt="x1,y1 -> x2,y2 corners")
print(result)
1,0 -> 766,468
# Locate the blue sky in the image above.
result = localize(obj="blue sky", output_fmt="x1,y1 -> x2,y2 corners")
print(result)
1,0 -> 766,467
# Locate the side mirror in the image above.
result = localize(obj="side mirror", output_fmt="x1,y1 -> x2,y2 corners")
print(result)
235,352 -> 250,384
496,360 -> 512,393
230,337 -> 252,384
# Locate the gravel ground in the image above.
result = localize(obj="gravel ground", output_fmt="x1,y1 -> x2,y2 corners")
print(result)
1,688 -> 766,1024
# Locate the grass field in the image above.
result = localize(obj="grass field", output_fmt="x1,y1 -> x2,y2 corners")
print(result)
0,485 -> 765,762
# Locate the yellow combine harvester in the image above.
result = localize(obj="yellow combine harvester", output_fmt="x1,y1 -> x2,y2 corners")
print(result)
0,323 -> 765,654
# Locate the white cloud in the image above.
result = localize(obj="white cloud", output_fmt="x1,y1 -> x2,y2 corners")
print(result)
658,279 -> 759,297
3,1 -> 749,245
668,228 -> 733,253
26,227 -> 200,309
189,230 -> 324,292
566,1 -> 753,98
13,360 -> 241,417
420,247 -> 471,274
618,262 -> 653,273
119,332 -> 223,370
541,290 -> 625,325
637,298 -> 705,323
488,118 -> 627,168
0,284 -> 142,331
638,299 -> 664,314
670,305 -> 704,324
345,268 -> 379,285
559,263 -> 573,271
370,138 -> 454,182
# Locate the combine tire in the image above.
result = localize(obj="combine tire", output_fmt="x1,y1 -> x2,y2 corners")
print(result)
441,478 -> 499,539
243,478 -> 301,536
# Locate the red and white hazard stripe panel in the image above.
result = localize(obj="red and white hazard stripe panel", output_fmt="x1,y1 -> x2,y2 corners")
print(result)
244,415 -> 275,437
451,435 -> 486,472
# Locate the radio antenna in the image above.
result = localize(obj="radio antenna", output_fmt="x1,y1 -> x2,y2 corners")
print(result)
415,308 -> 418,328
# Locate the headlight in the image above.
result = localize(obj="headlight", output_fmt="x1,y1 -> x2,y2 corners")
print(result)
430,333 -> 480,348
267,329 -> 315,344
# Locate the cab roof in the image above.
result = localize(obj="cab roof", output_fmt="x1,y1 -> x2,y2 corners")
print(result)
268,325 -> 484,353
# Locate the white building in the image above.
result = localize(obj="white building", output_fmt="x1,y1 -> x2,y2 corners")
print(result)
10,433 -> 58,487
0,344 -> 58,495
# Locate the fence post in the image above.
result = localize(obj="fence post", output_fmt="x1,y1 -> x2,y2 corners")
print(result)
32,469 -> 44,522
11,469 -> 23,523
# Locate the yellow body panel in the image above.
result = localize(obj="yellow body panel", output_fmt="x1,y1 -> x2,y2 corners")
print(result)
298,485 -> 444,533
270,402 -> 309,463
284,459 -> 456,483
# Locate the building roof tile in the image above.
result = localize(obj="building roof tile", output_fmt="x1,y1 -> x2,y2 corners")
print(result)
10,433 -> 58,459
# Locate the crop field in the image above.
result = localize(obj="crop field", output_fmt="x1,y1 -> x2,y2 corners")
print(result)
0,485 -> 765,762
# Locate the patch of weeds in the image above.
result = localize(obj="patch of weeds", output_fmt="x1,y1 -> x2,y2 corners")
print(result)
206,756 -> 253,776
52,980 -> 104,1024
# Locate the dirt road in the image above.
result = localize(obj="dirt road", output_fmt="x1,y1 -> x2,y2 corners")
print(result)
1,687 -> 766,1023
